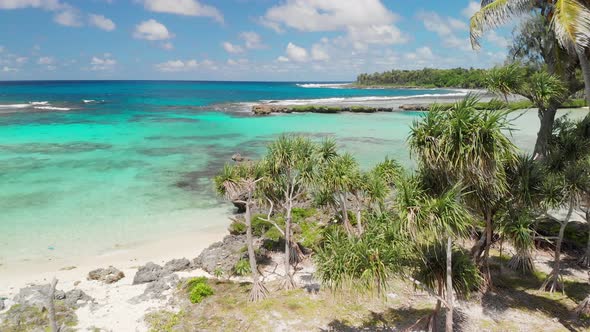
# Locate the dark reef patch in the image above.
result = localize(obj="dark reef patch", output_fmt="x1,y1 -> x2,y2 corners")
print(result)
0,142 -> 112,154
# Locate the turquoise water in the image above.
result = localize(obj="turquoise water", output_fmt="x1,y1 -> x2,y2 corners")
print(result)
0,81 -> 577,264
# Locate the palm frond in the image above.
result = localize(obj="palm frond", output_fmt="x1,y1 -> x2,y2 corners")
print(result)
551,0 -> 590,51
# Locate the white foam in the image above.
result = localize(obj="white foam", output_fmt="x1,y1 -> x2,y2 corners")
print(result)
83,99 -> 95,103
296,83 -> 351,89
0,103 -> 31,109
34,106 -> 71,111
29,101 -> 49,105
261,92 -> 469,106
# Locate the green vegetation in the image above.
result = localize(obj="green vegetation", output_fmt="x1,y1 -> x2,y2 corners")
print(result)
185,277 -> 214,304
355,68 -> 489,88
145,310 -> 186,332
233,259 -> 251,277
0,303 -> 77,332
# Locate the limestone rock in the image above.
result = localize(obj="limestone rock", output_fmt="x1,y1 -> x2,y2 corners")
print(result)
133,262 -> 170,285
88,266 -> 125,284
163,258 -> 191,272
193,235 -> 248,274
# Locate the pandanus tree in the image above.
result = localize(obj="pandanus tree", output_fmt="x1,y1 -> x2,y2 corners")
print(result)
486,63 -> 526,103
471,0 -> 590,106
501,154 -> 546,274
264,135 -> 318,289
396,173 -> 476,332
409,95 -> 518,286
214,161 -> 269,301
541,116 -> 590,292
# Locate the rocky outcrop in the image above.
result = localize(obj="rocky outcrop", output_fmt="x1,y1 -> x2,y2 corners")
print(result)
252,104 -> 396,115
13,284 -> 93,309
0,298 -> 4,311
399,104 -> 430,111
231,153 -> 251,163
88,266 -> 125,284
131,274 -> 180,303
163,258 -> 191,272
193,235 -> 248,274
133,262 -> 170,285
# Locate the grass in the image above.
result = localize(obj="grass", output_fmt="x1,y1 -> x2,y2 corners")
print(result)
0,302 -> 78,332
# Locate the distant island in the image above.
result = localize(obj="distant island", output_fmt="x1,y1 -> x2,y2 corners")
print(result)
354,67 -> 489,89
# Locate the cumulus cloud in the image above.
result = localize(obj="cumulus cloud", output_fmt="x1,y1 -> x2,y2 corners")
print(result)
161,42 -> 174,50
90,55 -> 116,71
16,56 -> 28,64
311,44 -> 329,61
486,30 -> 510,48
2,66 -> 18,72
261,0 -> 407,48
277,55 -> 289,62
133,19 -> 173,40
89,14 -> 115,31
227,58 -> 248,66
54,8 -> 82,27
155,59 -> 217,72
405,46 -> 434,61
462,1 -> 480,18
417,11 -> 471,51
0,0 -> 64,10
139,0 -> 223,23
240,31 -> 263,49
38,56 -> 54,65
222,42 -> 244,54
285,42 -> 308,62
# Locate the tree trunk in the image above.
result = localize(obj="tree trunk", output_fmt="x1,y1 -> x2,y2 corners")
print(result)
580,209 -> 590,267
282,200 -> 296,290
482,211 -> 493,287
340,193 -> 353,234
533,106 -> 557,160
542,203 -> 574,292
48,278 -> 58,332
356,205 -> 363,235
576,48 -> 590,108
245,201 -> 267,301
445,236 -> 453,332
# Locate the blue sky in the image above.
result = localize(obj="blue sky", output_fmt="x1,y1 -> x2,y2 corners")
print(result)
0,0 -> 512,81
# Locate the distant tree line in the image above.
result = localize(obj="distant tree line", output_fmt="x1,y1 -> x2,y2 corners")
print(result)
355,68 -> 489,89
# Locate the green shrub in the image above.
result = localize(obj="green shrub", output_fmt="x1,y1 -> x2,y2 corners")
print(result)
228,220 -> 246,235
185,277 -> 214,304
263,227 -> 283,242
292,207 -> 317,222
252,215 -> 273,237
233,259 -> 251,276
299,221 -> 323,250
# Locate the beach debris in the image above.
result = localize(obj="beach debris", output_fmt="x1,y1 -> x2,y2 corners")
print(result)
133,262 -> 170,285
193,235 -> 248,274
88,266 -> 125,284
164,258 -> 191,273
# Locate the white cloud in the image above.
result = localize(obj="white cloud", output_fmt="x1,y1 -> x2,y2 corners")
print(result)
90,55 -> 116,71
311,44 -> 329,61
486,30 -> 510,48
227,58 -> 248,66
156,59 -> 198,72
133,19 -> 173,40
222,42 -> 244,54
277,56 -> 289,62
161,42 -> 174,50
417,11 -> 471,51
404,47 -> 434,63
462,1 -> 480,18
2,66 -> 18,72
16,57 -> 28,64
285,42 -> 308,62
140,0 -> 223,23
54,9 -> 82,27
89,14 -> 115,31
38,56 -> 54,65
0,0 -> 64,10
262,0 -> 407,47
240,31 -> 263,49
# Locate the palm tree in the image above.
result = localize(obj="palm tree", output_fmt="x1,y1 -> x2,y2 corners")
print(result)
470,0 -> 590,106
486,63 -> 525,103
409,95 -> 518,286
321,152 -> 361,234
540,117 -> 590,292
395,173 -> 475,332
214,161 -> 269,301
264,135 -> 318,289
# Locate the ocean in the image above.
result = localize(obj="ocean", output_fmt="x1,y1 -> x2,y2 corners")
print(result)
0,81 -> 574,265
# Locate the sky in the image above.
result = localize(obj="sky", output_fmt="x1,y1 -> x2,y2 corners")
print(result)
0,0 -> 514,81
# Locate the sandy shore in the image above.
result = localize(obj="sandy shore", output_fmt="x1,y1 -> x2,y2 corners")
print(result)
0,212 -> 230,331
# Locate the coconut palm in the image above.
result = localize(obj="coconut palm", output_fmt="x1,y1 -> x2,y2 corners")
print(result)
409,95 -> 518,286
214,161 -> 268,301
470,0 -> 590,106
264,135 -> 318,289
